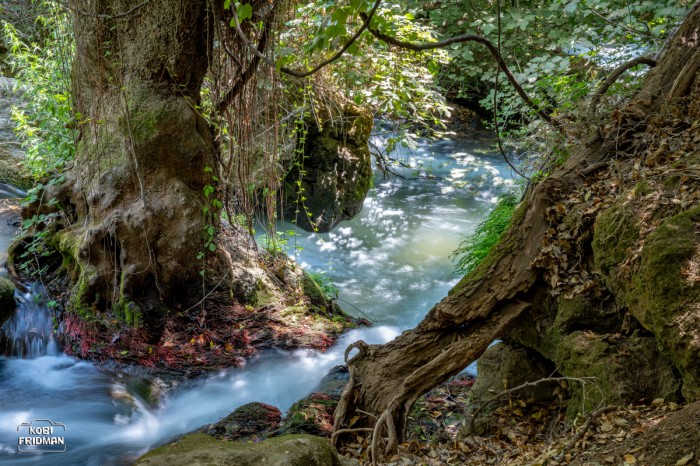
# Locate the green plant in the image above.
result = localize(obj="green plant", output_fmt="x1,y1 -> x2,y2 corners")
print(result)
451,190 -> 521,276
308,271 -> 339,300
3,1 -> 75,179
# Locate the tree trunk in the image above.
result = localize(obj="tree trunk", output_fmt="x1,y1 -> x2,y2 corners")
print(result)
41,0 -> 215,319
332,1 -> 700,458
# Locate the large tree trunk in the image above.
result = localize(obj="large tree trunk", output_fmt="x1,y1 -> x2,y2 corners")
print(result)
333,1 -> 700,458
43,0 -> 217,319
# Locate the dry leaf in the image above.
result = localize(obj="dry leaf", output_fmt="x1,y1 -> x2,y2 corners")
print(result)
675,452 -> 694,466
624,453 -> 637,464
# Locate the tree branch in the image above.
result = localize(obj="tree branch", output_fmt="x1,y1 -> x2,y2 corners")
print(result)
359,14 -> 562,132
230,0 -> 382,79
588,56 -> 657,114
215,7 -> 275,113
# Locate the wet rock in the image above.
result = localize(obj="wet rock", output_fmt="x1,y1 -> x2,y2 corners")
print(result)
281,101 -> 372,233
205,402 -> 282,441
316,365 -> 349,397
135,433 -> 344,466
0,275 -> 15,325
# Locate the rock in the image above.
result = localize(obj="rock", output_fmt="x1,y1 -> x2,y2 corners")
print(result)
281,100 -> 373,233
316,365 -> 349,397
276,393 -> 337,437
556,331 -> 680,417
0,275 -> 16,326
593,203 -> 700,400
135,433 -> 344,466
204,402 -> 282,441
469,342 -> 559,406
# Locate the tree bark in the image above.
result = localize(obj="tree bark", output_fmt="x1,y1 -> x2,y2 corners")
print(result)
332,0 -> 700,459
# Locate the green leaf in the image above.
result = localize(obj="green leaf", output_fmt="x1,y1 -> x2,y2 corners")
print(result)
237,3 -> 253,21
208,243 -> 217,252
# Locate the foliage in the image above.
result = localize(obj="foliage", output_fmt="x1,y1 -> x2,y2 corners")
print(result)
2,0 -> 75,179
308,271 -> 339,300
451,190 -> 520,276
272,1 -> 452,137
406,0 -> 688,124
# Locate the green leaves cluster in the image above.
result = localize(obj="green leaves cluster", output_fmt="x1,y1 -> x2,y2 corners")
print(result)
409,0 -> 688,125
451,191 -> 521,277
2,1 -> 75,179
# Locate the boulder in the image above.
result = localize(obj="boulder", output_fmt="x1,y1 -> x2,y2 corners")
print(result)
281,101 -> 372,233
593,203 -> 700,400
204,402 -> 281,441
136,433 -> 344,466
556,331 -> 681,417
469,342 -> 559,406
276,393 -> 337,437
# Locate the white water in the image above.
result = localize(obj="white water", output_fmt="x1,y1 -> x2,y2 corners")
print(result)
0,129 -> 516,465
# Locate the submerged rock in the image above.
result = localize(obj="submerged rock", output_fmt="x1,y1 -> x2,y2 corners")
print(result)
135,433 -> 345,466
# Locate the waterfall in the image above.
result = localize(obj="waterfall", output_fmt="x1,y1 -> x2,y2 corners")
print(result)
1,286 -> 59,358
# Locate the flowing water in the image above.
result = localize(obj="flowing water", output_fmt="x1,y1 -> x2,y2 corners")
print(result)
0,129 -> 516,465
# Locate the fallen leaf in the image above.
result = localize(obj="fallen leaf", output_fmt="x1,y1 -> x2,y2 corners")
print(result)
675,452 -> 694,465
624,453 -> 637,464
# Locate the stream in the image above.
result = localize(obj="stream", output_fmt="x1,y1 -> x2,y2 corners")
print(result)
0,128 -> 516,465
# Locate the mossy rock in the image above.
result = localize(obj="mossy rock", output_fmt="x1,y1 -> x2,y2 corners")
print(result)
276,393 -> 337,437
136,433 -> 343,466
592,196 -> 640,295
0,275 -> 16,325
555,331 -> 680,418
0,147 -> 33,191
596,205 -> 700,400
469,342 -> 558,408
204,402 -> 281,441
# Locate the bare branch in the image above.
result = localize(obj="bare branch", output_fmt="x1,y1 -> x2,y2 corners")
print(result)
230,0 -> 382,79
589,56 -> 657,114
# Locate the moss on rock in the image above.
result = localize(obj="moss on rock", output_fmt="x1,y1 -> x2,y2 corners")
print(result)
556,331 -> 680,418
0,147 -> 33,191
136,433 -> 342,466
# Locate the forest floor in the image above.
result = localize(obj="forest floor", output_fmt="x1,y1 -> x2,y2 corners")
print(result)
338,375 -> 700,466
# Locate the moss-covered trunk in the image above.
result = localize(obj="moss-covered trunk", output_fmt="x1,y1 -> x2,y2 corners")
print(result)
333,1 -> 700,457
40,0 -> 214,319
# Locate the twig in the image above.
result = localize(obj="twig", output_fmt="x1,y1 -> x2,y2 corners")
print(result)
553,405 -> 617,462
589,56 -> 657,114
467,376 -> 597,435
231,0 -> 382,79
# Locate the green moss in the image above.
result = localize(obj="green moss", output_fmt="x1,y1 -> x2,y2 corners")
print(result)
136,433 -> 340,466
113,300 -> 143,328
592,197 -> 640,289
